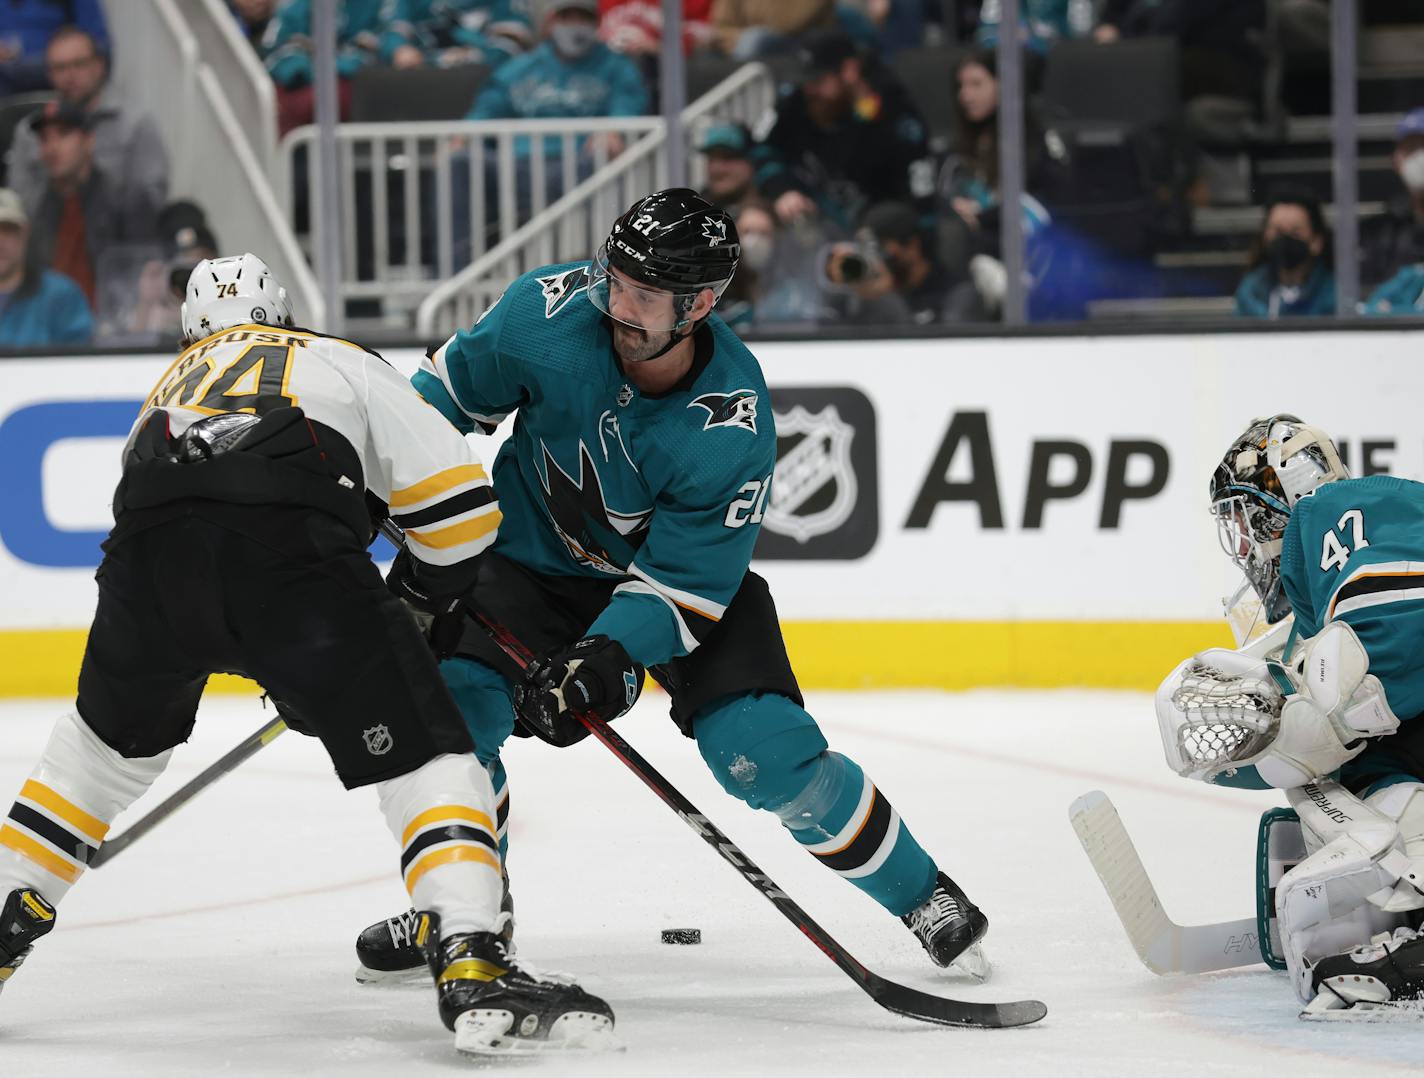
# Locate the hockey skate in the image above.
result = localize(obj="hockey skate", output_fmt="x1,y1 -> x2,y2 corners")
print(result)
901,871 -> 991,981
1302,928 -> 1424,1021
0,888 -> 56,998
419,912 -> 619,1056
356,873 -> 515,985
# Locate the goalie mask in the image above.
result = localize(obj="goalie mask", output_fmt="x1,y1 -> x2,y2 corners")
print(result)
1209,414 -> 1348,624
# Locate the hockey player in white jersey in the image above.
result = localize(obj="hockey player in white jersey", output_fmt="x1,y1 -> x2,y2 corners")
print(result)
0,254 -> 616,1056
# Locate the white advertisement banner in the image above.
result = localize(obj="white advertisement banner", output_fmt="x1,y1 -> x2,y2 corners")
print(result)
1,330 -> 1420,630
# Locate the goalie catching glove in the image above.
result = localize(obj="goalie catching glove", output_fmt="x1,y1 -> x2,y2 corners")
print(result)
513,635 -> 644,747
1156,621 -> 1400,788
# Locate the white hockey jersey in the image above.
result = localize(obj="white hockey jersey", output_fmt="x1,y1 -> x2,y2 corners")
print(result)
130,323 -> 500,568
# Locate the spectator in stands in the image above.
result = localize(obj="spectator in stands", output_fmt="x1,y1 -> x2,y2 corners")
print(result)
261,0 -> 384,135
976,0 -> 1093,55
28,102 -> 159,310
6,26 -> 169,220
0,187 -> 92,347
1361,263 -> 1424,317
380,0 -> 534,70
229,0 -> 278,48
599,0 -> 716,59
754,29 -> 934,235
823,200 -> 959,325
1092,0 -> 1266,145
467,0 -> 647,170
698,122 -> 761,216
1234,187 -> 1336,319
1360,109 -> 1424,291
0,0 -> 108,95
839,0 -> 925,58
128,201 -> 221,342
711,0 -> 836,60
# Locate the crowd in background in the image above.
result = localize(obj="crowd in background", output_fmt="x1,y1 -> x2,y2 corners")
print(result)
4,0 -> 1424,347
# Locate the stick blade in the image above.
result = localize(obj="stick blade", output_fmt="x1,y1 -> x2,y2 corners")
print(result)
870,976 -> 1048,1029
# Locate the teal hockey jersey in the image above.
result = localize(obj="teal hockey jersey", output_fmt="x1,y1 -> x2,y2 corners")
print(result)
1280,475 -> 1424,722
413,262 -> 776,667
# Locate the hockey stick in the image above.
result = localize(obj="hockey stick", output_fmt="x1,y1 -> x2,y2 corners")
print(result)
90,716 -> 288,869
471,606 -> 1046,1029
1068,790 -> 1264,975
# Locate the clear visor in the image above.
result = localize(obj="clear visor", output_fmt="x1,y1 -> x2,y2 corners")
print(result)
588,244 -> 726,332
1211,493 -> 1290,623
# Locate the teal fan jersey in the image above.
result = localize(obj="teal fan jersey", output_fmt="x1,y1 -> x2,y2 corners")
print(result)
1280,475 -> 1424,722
414,262 -> 776,667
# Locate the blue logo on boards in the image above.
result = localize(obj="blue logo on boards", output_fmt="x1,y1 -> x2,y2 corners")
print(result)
0,400 -> 139,568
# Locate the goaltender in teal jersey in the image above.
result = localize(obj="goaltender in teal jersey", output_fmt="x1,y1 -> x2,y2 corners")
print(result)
353,189 -> 998,987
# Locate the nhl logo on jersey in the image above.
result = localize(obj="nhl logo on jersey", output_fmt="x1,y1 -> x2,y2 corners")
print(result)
763,405 -> 857,544
617,383 -> 634,407
362,724 -> 393,756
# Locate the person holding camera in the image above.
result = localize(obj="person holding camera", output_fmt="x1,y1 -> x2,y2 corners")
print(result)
822,201 -> 958,326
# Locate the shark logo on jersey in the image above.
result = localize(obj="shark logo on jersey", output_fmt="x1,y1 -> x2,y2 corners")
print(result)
689,390 -> 758,434
538,440 -> 652,574
763,404 -> 857,544
537,267 -> 592,319
701,216 -> 728,247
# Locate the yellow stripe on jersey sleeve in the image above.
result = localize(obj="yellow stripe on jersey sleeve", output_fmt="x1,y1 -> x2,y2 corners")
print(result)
405,510 -> 502,551
390,465 -> 489,508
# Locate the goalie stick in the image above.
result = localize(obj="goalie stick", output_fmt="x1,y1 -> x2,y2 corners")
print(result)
378,520 -> 1046,1029
90,716 -> 288,869
1069,790 -> 1266,975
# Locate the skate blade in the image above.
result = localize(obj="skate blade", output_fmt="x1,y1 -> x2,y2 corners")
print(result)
948,942 -> 992,983
354,963 -> 428,987
454,1010 -> 624,1057
1300,999 -> 1424,1023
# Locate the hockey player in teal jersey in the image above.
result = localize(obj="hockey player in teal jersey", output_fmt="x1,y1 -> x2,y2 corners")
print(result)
354,189 -> 991,984
1156,415 -> 1424,1015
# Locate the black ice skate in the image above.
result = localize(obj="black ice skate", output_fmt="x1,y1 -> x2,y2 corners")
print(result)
1303,928 -> 1424,1019
419,912 -> 618,1056
0,888 -> 56,997
356,874 -> 515,985
901,871 -> 991,981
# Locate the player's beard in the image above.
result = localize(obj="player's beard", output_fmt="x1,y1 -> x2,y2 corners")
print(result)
612,321 -> 675,364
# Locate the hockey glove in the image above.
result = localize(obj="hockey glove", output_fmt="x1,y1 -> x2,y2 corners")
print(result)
385,548 -> 466,659
513,635 -> 644,747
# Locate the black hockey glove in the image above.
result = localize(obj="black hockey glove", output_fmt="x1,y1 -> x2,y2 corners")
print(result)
513,635 -> 644,747
385,548 -> 466,659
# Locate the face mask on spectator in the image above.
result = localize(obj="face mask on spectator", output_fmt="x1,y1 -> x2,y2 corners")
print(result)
740,232 -> 773,271
1267,234 -> 1312,272
1401,150 -> 1424,193
550,23 -> 598,58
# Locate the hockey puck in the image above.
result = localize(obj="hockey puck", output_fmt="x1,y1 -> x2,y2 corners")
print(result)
661,928 -> 701,945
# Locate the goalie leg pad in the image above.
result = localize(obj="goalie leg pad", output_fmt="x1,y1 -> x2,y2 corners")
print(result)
1276,780 -> 1424,1002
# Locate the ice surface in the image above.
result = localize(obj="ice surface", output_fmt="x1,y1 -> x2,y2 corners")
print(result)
1,690 -> 1421,1076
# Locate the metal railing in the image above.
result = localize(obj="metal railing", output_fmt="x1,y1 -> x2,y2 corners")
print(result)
185,0 -> 280,175
106,0 -> 196,194
416,62 -> 776,337
281,117 -> 665,316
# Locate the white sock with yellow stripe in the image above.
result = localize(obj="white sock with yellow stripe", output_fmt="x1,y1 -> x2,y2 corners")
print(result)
377,753 -> 503,938
0,713 -> 170,901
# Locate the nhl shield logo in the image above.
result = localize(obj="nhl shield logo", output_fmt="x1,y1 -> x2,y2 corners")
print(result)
764,405 -> 857,544
362,724 -> 393,756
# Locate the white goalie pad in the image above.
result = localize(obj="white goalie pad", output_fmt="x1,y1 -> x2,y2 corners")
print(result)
1277,781 -> 1424,1003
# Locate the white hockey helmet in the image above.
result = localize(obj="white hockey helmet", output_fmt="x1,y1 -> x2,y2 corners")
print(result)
181,253 -> 293,344
1209,414 -> 1349,622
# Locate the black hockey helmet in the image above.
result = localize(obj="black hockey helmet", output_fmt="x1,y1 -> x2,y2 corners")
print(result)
589,188 -> 740,332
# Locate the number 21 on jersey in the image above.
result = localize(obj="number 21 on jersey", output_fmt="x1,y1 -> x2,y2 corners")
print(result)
1320,509 -> 1368,572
